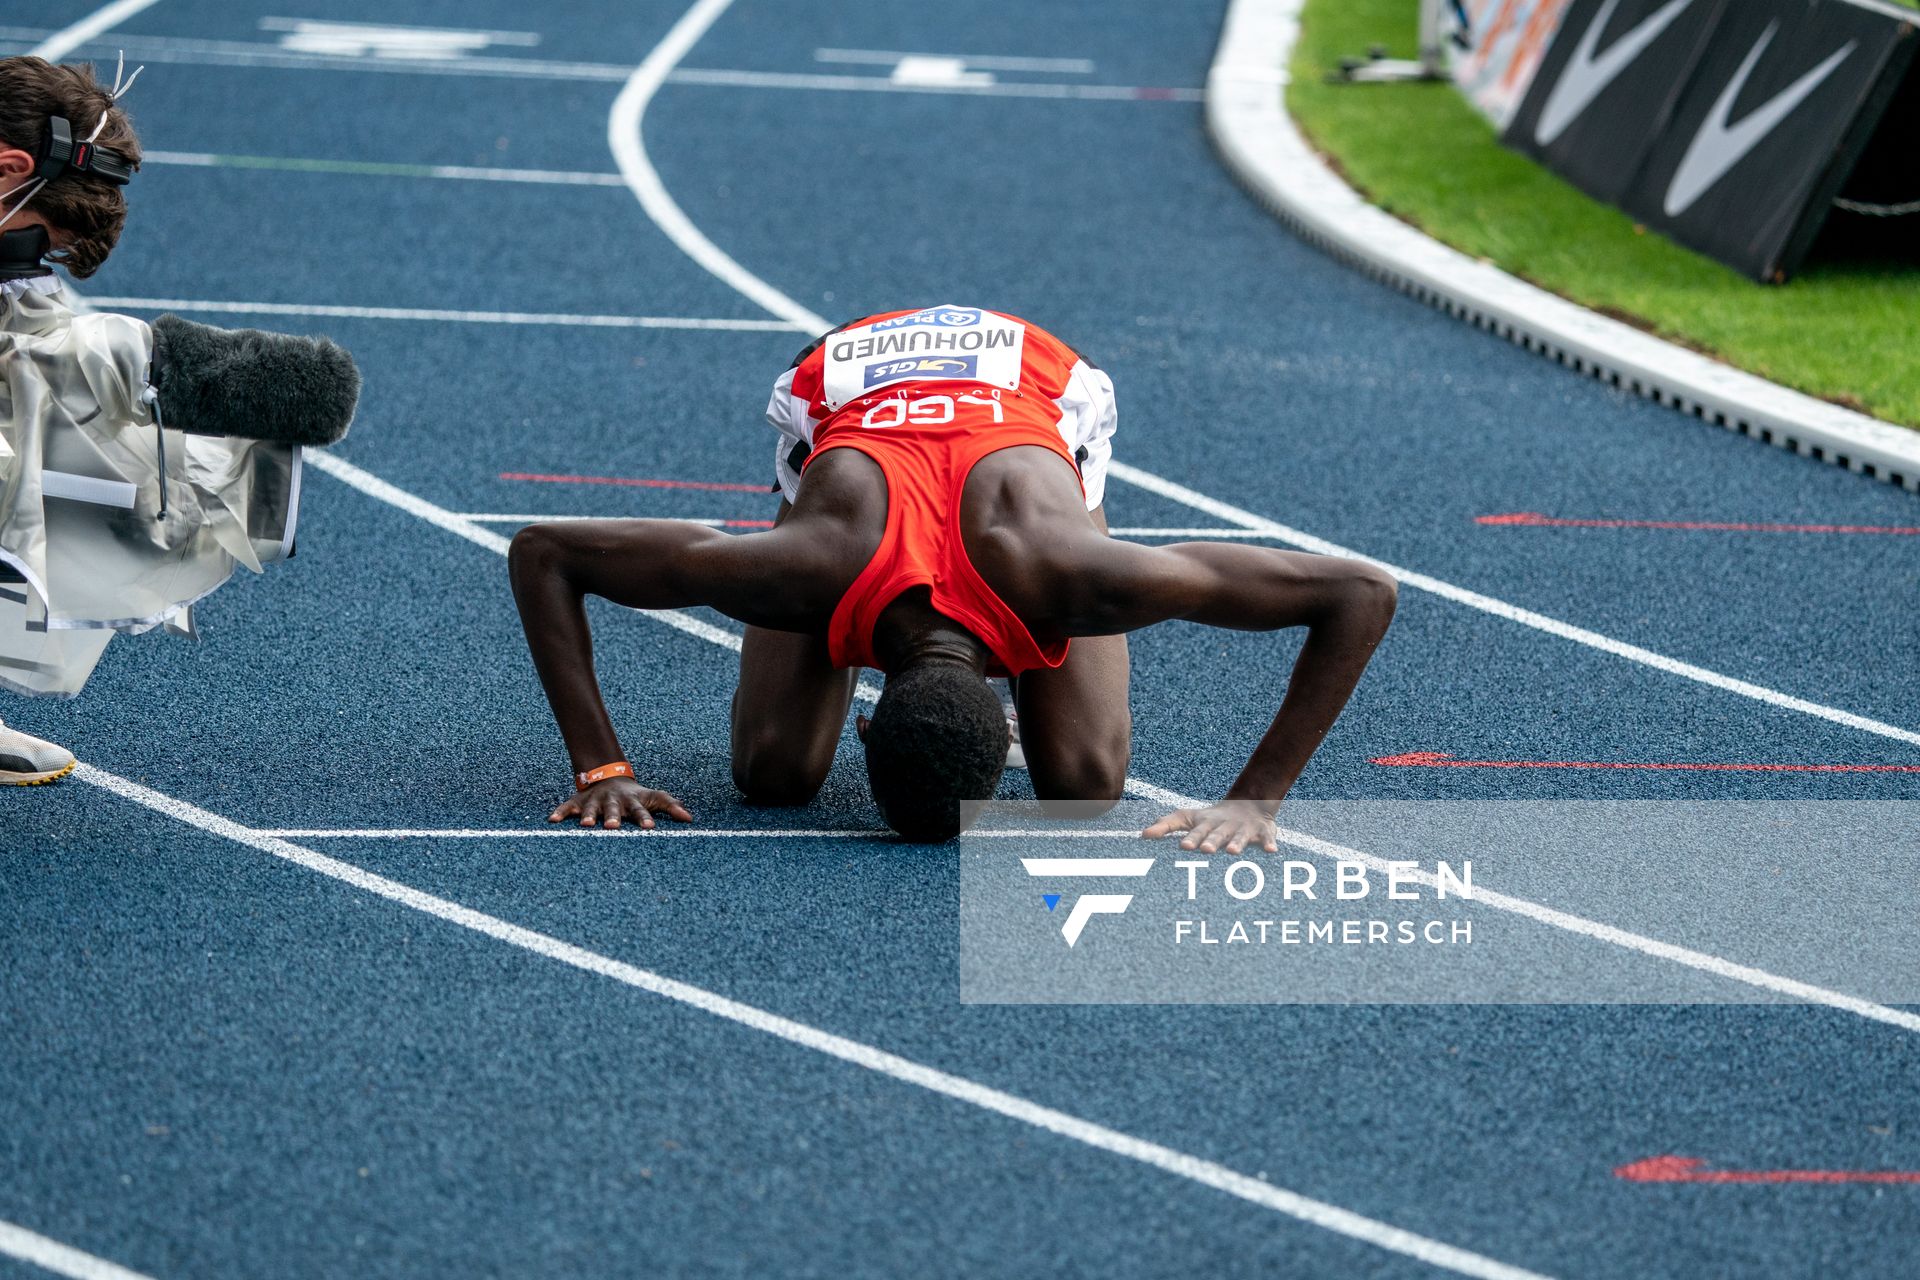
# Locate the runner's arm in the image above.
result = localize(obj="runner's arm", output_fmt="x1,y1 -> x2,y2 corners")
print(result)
1054,539 -> 1397,849
507,519 -> 831,827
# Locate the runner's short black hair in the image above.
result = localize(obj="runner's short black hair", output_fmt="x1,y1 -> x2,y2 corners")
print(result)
864,663 -> 1007,842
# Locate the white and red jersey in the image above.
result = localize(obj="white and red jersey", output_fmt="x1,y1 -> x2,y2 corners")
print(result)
763,305 -> 1117,510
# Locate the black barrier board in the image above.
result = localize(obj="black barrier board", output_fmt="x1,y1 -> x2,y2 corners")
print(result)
1505,0 -> 1728,206
1505,0 -> 1918,280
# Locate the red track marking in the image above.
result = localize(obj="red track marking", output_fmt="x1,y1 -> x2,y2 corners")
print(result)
1369,751 -> 1920,774
1477,511 -> 1920,535
1616,1156 -> 1920,1185
501,471 -> 769,493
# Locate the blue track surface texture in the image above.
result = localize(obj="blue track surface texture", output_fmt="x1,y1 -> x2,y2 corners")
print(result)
3,1 -> 1918,1277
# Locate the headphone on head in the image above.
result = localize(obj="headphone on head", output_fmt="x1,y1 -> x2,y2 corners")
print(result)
35,114 -> 135,187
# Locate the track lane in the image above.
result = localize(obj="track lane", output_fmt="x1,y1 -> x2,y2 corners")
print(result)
8,1 -> 1920,1276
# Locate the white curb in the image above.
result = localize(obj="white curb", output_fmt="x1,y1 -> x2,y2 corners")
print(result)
1207,0 -> 1920,493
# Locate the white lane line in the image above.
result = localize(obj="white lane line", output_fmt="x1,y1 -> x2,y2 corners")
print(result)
258,826 -> 1146,839
259,826 -> 887,839
84,297 -> 802,332
0,27 -> 630,78
28,0 -> 164,60
451,514 -> 1261,538
452,514 -> 744,527
0,1219 -> 155,1280
666,68 -> 1202,102
0,29 -> 1199,99
601,0 -> 1920,753
142,149 -> 629,186
815,48 -> 1098,74
257,17 -> 543,48
1106,526 -> 1276,539
75,762 -> 1550,1280
1107,462 -> 1920,749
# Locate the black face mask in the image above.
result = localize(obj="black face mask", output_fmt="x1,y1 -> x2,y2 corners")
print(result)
0,225 -> 53,281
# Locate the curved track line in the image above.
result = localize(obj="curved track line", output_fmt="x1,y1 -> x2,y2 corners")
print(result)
606,0 -> 831,334
77,761 -> 1551,1280
601,0 -> 1920,752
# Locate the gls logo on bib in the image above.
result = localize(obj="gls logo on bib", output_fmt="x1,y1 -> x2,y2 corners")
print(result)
864,356 -> 977,387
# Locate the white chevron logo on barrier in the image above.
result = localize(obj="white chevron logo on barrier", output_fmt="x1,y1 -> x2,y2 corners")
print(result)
1534,0 -> 1696,146
1021,857 -> 1155,948
1662,26 -> 1857,217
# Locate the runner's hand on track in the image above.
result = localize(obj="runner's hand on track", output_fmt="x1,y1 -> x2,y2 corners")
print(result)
1142,799 -> 1278,855
549,777 -> 692,830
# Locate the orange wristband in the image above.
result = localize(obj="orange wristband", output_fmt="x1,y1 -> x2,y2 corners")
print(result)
575,761 -> 635,791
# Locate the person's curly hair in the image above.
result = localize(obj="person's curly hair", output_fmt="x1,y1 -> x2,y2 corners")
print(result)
0,56 -> 141,277
864,663 -> 1008,842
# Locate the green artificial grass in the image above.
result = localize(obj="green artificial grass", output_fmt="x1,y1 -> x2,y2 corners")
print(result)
1286,0 -> 1920,427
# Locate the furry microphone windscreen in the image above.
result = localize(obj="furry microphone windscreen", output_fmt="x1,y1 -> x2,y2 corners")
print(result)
150,313 -> 361,446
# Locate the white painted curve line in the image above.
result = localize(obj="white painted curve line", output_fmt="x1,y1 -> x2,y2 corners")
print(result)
603,0 -> 1920,753
1107,461 -> 1920,749
0,1219 -> 155,1280
28,0 -> 164,60
607,0 -> 833,335
84,296 -> 801,332
72,763 -> 1547,1280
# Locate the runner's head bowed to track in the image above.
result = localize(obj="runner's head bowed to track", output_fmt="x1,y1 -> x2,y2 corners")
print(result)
858,658 -> 1010,843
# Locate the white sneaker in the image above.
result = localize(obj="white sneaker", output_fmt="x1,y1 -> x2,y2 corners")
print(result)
1006,712 -> 1026,771
0,719 -> 76,785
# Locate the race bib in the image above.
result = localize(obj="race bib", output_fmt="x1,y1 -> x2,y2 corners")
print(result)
820,306 -> 1025,411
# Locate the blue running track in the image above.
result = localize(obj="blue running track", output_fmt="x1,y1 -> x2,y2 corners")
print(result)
3,1 -> 1918,1276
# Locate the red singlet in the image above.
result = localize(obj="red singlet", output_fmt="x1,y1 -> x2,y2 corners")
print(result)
768,306 -> 1117,676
